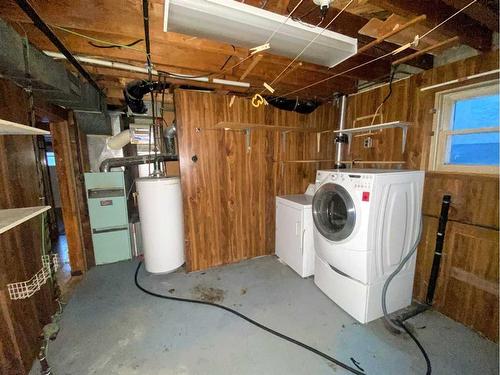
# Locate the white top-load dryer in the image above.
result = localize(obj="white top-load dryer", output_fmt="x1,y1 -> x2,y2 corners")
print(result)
312,169 -> 424,323
275,194 -> 314,278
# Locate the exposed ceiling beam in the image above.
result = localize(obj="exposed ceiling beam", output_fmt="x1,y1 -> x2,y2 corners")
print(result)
368,0 -> 493,51
253,0 -> 433,69
440,0 -> 499,31
12,22 -> 361,95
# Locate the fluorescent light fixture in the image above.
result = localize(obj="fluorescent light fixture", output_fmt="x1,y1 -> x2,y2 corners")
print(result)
163,0 -> 357,68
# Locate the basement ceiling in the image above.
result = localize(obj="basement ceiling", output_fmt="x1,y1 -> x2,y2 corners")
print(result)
0,0 -> 497,104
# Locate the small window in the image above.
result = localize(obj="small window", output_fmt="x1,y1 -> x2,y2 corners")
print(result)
430,80 -> 499,174
46,151 -> 56,167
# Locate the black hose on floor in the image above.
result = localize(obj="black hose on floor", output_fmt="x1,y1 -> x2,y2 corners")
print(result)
400,322 -> 432,375
134,261 -> 365,375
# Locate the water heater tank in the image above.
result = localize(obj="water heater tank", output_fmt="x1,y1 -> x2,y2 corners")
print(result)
136,176 -> 185,273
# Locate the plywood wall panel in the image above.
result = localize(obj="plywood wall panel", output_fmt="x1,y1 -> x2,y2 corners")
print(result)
176,90 -> 338,272
0,79 -> 56,373
348,52 -> 499,341
423,172 -> 499,229
415,219 -> 499,341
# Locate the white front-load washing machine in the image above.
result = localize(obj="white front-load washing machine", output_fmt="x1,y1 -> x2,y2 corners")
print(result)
312,169 -> 424,323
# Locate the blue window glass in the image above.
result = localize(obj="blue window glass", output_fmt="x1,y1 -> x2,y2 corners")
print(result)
452,94 -> 499,131
46,151 -> 56,166
447,132 -> 499,165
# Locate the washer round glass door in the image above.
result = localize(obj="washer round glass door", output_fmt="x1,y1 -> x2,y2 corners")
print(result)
312,183 -> 356,242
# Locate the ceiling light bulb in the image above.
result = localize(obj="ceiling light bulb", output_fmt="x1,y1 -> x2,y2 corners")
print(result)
313,0 -> 333,16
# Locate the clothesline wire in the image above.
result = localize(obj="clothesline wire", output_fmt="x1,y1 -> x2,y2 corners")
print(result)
275,0 -> 479,98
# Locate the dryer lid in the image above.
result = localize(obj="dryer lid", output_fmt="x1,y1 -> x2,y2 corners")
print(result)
313,183 -> 356,242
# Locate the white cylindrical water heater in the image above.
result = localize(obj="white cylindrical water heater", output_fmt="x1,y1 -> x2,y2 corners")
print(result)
136,177 -> 185,273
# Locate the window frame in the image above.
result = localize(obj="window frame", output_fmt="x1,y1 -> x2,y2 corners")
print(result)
429,80 -> 500,175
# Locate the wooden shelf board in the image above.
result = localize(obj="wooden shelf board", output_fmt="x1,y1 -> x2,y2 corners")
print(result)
0,119 -> 50,136
277,159 -> 336,163
0,206 -> 51,235
334,121 -> 412,134
213,122 -> 332,132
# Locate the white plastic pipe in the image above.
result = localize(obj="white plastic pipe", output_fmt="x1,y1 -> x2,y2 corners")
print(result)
43,51 -> 250,88
107,129 -> 131,150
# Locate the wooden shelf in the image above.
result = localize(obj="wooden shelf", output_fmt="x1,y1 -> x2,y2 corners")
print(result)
333,121 -> 412,134
277,159 -> 336,163
0,206 -> 51,235
213,122 -> 332,133
0,119 -> 50,136
335,121 -> 412,153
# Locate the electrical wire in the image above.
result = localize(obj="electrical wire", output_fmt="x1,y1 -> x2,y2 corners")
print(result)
89,39 -> 143,49
369,64 -> 398,126
134,261 -> 365,375
51,25 -> 145,52
264,0 -> 305,44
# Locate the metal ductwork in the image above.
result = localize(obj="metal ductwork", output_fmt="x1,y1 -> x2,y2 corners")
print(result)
0,18 -> 109,134
334,95 -> 348,169
99,154 -> 179,172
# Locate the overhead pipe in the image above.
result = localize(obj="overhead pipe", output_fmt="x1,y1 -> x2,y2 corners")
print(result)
100,154 -> 179,173
43,51 -> 251,88
334,95 -> 348,169
107,129 -> 132,150
14,0 -> 102,94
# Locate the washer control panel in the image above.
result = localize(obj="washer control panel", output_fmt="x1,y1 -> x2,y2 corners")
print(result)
315,171 -> 373,191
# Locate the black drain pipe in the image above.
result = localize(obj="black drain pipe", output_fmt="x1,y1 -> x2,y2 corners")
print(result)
425,195 -> 451,305
14,0 -> 102,93
397,194 -> 452,323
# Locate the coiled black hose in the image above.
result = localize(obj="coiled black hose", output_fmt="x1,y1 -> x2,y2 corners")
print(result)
134,261 -> 365,375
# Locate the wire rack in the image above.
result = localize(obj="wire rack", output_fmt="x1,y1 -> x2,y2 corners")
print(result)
7,254 -> 59,300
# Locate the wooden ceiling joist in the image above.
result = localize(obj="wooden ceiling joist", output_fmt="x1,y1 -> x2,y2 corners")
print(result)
367,0 -> 493,51
392,36 -> 460,66
0,0 -> 496,102
357,14 -> 426,54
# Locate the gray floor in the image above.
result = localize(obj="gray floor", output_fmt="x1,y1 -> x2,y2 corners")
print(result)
31,256 -> 498,375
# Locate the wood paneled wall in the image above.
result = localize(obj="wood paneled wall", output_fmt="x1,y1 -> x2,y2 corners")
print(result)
0,79 -> 56,374
176,91 -> 338,272
346,51 -> 499,341
50,114 -> 94,274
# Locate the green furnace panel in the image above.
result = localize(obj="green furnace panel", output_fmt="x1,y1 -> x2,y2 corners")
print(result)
84,172 -> 131,265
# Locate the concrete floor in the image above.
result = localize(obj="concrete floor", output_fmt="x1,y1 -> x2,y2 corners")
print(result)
30,256 -> 498,375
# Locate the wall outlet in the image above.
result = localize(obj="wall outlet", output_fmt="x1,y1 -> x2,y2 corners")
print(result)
363,137 -> 373,149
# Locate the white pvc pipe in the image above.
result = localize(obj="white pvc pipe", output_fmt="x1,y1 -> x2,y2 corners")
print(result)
43,51 -> 251,88
106,129 -> 131,150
